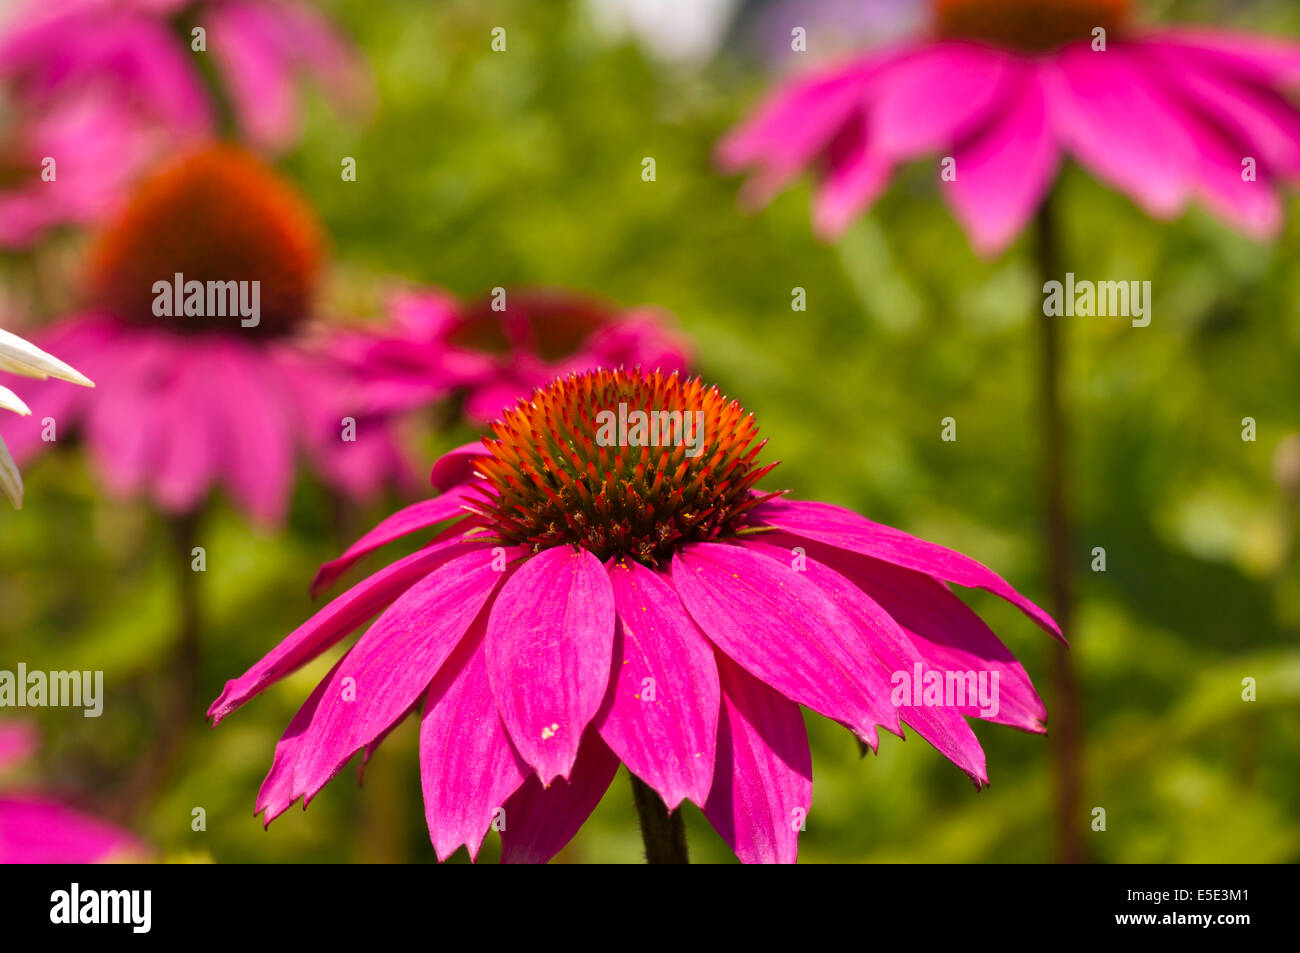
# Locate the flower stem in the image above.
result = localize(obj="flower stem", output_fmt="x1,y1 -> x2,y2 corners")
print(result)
111,510 -> 203,820
629,774 -> 689,864
1033,194 -> 1087,864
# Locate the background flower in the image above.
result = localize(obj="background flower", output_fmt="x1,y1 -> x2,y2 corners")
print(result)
336,286 -> 691,424
719,0 -> 1300,254
0,0 -> 369,246
1,144 -> 408,525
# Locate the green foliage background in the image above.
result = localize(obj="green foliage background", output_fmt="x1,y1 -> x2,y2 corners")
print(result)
1,0 -> 1297,863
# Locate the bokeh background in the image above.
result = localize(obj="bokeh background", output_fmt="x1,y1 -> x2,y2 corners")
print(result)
1,0 -> 1297,863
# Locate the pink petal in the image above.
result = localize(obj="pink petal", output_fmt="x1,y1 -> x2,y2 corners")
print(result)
419,618 -> 529,862
1144,29 -> 1300,87
866,41 -> 1013,160
288,544 -> 507,805
486,546 -> 617,784
811,115 -> 894,238
152,351 -> 217,515
430,441 -> 491,491
742,535 -> 989,785
499,728 -> 620,864
311,483 -> 482,596
821,543 -> 1047,734
944,60 -> 1060,256
0,721 -> 38,771
1140,44 -> 1300,178
209,339 -> 294,527
208,536 -> 482,725
1044,44 -> 1196,220
256,656 -> 344,824
752,497 -> 1062,641
0,796 -> 145,863
596,559 -> 719,811
670,541 -> 901,748
704,654 -> 812,865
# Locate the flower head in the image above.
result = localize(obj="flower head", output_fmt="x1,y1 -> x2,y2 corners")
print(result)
337,287 -> 691,424
0,144 -> 407,524
720,0 -> 1300,254
212,368 -> 1059,863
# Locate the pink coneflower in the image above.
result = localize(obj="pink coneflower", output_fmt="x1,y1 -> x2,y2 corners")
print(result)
337,287 -> 691,425
0,0 -> 367,246
211,368 -> 1059,864
0,144 -> 407,525
0,722 -> 146,863
719,0 -> 1300,254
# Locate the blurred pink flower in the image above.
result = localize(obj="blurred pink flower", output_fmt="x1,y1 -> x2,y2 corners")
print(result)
0,722 -> 146,864
336,286 -> 691,424
211,368 -> 1057,864
719,0 -> 1300,255
1,145 -> 410,525
0,0 -> 368,247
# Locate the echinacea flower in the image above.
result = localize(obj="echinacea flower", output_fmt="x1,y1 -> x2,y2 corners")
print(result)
0,324 -> 93,507
0,722 -> 146,863
337,286 -> 691,424
0,144 -> 408,525
719,0 -> 1300,254
0,0 -> 368,246
211,368 -> 1059,863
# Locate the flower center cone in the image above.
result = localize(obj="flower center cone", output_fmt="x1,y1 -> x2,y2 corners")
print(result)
86,144 -> 324,338
933,0 -> 1130,51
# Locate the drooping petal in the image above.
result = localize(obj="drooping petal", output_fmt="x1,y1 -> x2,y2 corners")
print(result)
499,728 -> 620,864
283,544 -> 506,806
209,536 -> 481,724
152,349 -> 218,515
812,542 -> 1048,733
311,483 -> 482,596
486,546 -> 617,784
419,617 -> 529,862
1144,28 -> 1300,87
742,535 -> 988,785
1044,44 -> 1196,220
866,40 -> 1013,161
671,541 -> 900,747
208,339 -> 294,527
1140,43 -> 1300,178
751,497 -> 1062,641
596,558 -> 719,811
945,59 -> 1060,256
811,115 -> 894,238
256,656 -> 344,825
704,654 -> 812,865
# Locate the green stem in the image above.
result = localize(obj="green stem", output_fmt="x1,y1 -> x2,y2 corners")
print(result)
630,774 -> 689,864
1034,195 -> 1087,864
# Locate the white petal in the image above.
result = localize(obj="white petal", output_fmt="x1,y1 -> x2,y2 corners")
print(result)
0,435 -> 22,508
0,384 -> 32,416
0,327 -> 94,387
